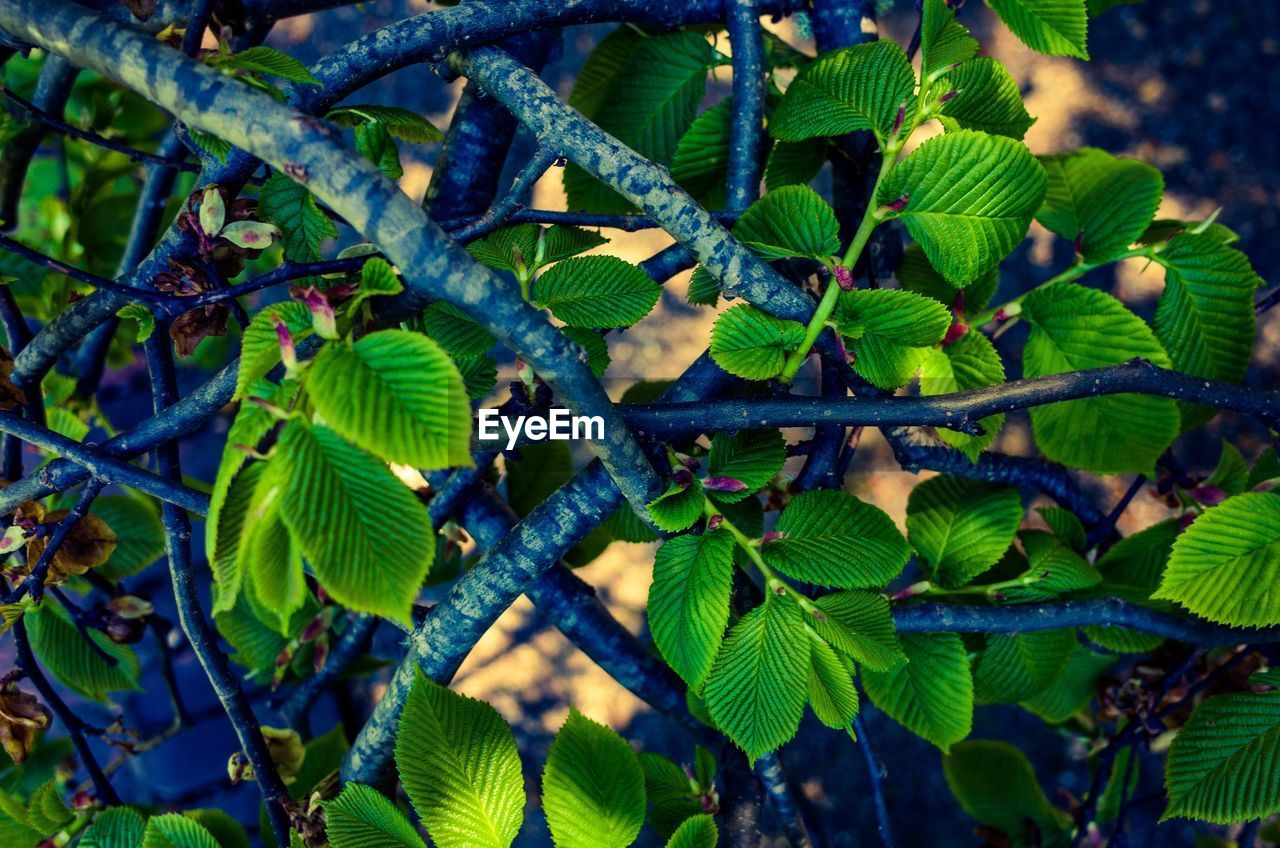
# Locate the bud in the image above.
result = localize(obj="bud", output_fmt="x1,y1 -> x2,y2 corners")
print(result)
703,477 -> 749,493
298,287 -> 338,340
881,193 -> 910,214
761,531 -> 787,545
1190,485 -> 1226,507
672,468 -> 694,488
938,88 -> 961,105
833,265 -> 856,292
890,101 -> 907,134
107,595 -> 154,620
271,313 -> 298,374
199,186 -> 226,238
706,513 -> 724,530
942,322 -> 970,345
103,615 -> 147,645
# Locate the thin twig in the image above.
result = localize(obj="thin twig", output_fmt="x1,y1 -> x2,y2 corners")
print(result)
852,714 -> 895,848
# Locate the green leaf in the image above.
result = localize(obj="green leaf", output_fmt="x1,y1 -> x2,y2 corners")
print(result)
706,430 -> 785,503
672,100 -> 732,208
906,476 -> 1023,588
937,58 -> 1036,140
81,808 -> 147,848
323,784 -> 427,848
215,46 -> 319,84
811,590 -> 905,672
731,186 -> 840,261
806,633 -> 859,729
863,633 -> 973,752
704,594 -> 810,763
943,741 -> 1068,845
1020,283 -> 1179,474
25,780 -> 71,835
395,675 -> 524,848
236,303 -> 311,400
972,629 -> 1076,703
276,422 -> 434,625
879,131 -> 1047,287
116,303 -> 155,342
1153,492 -> 1280,627
1154,232 -> 1261,429
188,129 -> 230,164
920,0 -> 979,80
896,243 -> 1000,312
1163,688 -> 1280,824
184,811 -> 251,848
1000,531 -> 1102,602
771,40 -> 917,142
985,0 -> 1090,58
242,458 -> 307,634
455,355 -> 498,401
326,105 -> 443,143
24,602 -> 140,701
919,332 -> 1006,461
833,288 -> 952,389
308,330 -> 473,469
764,139 -> 828,191
665,814 -> 718,848
763,490 -> 911,588
561,327 -> 611,378
92,495 -> 164,581
647,481 -> 706,533
542,709 -> 647,848
258,173 -> 338,263
289,724 -> 350,801
1036,148 -> 1163,262
639,752 -> 701,840
649,530 -> 736,689
709,305 -> 806,381
355,121 -> 403,181
417,302 -> 496,358
466,224 -> 607,274
686,266 -> 720,307
569,26 -> 645,118
533,256 -> 661,328
505,441 -> 573,519
141,813 -> 221,848
1038,506 -> 1087,551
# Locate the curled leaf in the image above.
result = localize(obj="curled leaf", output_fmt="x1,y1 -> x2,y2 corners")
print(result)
0,683 -> 50,765
25,511 -> 118,584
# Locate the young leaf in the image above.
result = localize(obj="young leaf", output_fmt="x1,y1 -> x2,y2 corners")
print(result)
355,121 -> 404,181
706,430 -> 785,503
764,139 -> 828,191
542,709 -> 647,848
672,99 -> 732,208
236,303 -> 311,400
326,105 -> 444,143
878,131 -> 1047,287
920,0 -> 979,80
806,634 -> 859,729
1020,283 -> 1179,474
80,807 -> 147,848
763,490 -> 911,588
639,752 -> 702,840
704,594 -> 810,763
241,459 -> 307,635
731,186 -> 840,261
417,302 -> 496,358
1153,492 -> 1280,627
943,741 -> 1069,843
308,329 -> 473,470
906,476 -> 1023,588
985,0 -> 1090,59
972,629 -> 1076,703
324,783 -> 427,848
664,814 -> 718,848
936,58 -> 1036,140
466,224 -> 607,274
116,303 -> 155,342
833,288 -> 952,389
394,675 -> 525,848
533,256 -> 661,328
258,173 -> 338,262
183,811 -> 251,848
1037,148 -> 1163,262
140,813 -> 221,848
709,304 -> 806,381
276,422 -> 434,625
649,530 -> 736,689
647,481 -> 706,533
919,333 -> 1006,461
215,46 -> 319,85
770,40 -> 917,142
1020,644 -> 1116,723
811,590 -> 906,672
1163,688 -> 1280,824
91,495 -> 164,581
24,602 -> 141,701
862,632 -> 973,752
1000,531 -> 1102,602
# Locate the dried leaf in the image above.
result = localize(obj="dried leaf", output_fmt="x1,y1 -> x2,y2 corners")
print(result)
0,683 -> 51,764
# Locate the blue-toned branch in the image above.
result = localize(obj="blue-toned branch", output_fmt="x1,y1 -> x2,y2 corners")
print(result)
725,0 -> 766,212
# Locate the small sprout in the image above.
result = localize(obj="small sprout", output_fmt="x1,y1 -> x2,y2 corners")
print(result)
761,530 -> 787,545
833,265 -> 856,292
199,185 -> 226,237
890,101 -> 907,135
938,88 -> 961,105
298,286 -> 338,340
271,312 -> 299,374
942,322 -> 970,345
1190,485 -> 1226,506
703,477 -> 748,493
707,513 -> 724,530
672,467 -> 694,488
881,193 -> 910,214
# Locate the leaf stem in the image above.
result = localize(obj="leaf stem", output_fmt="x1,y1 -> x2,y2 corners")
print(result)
969,245 -> 1153,326
704,500 -> 823,618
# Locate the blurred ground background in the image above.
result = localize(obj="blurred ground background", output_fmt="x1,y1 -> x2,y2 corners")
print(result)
31,1 -> 1280,845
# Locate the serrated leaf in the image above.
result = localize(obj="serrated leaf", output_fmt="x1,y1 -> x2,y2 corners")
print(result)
863,633 -> 973,752
834,288 -> 952,389
466,224 -> 607,274
1037,148 -> 1163,262
1153,493 -> 1280,627
639,752 -> 701,840
672,100 -> 732,208
1001,531 -> 1102,602
686,266 -> 720,307
1207,442 -> 1250,497
973,629 -> 1076,703
806,634 -> 859,729
417,302 -> 496,358
1038,506 -> 1087,550
649,530 -> 735,689
879,131 -> 1046,287
308,330 -> 473,470
919,333 -> 1006,461
26,780 -> 71,834
1021,283 -> 1179,474
455,355 -> 498,400
811,590 -> 905,672
985,0 -> 1090,58
355,121 -> 403,181
569,27 -> 645,119
276,422 -> 434,625
242,458 -> 306,634
326,105 -> 443,143
732,186 -> 840,261
1163,689 -> 1280,824
184,810 -> 250,848
560,327 -> 611,378
258,173 -> 337,263
920,0 -> 979,80
24,602 -> 140,701
906,476 -> 1023,588
647,481 -> 706,533
771,40 -> 916,142
81,807 -> 147,848
116,303 -> 155,342
896,243 -> 1000,311
505,441 -> 573,518
1154,232 -> 1260,429
937,58 -> 1035,140
533,256 -> 660,329
188,129 -> 230,164
706,431 -> 785,503
542,709 -> 646,848
709,304 -> 805,381
764,139 -> 827,191
665,814 -> 718,848
704,594 -> 810,763
216,46 -> 319,84
603,504 -> 660,544
944,741 -> 1068,845
141,813 -> 221,848
324,783 -> 426,848
395,674 -> 524,848
763,490 -> 910,588
236,303 -> 312,400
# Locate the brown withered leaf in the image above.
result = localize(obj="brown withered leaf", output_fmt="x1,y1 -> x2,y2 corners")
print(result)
0,683 -> 51,765
0,345 -> 26,411
170,304 -> 230,358
25,511 -> 118,584
119,0 -> 157,21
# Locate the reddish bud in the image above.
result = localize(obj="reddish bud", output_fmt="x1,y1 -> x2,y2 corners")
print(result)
1190,485 -> 1226,506
706,514 -> 724,530
298,286 -> 338,340
271,313 -> 298,373
891,102 -> 907,134
761,531 -> 787,545
703,477 -> 748,493
833,265 -> 856,291
942,322 -> 970,345
938,88 -> 961,105
300,614 -> 327,644
672,468 -> 694,488
883,193 -> 910,213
